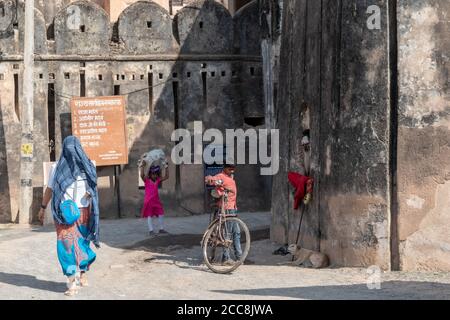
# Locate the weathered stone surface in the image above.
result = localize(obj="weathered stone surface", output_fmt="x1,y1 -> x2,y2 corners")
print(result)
270,0 -> 450,271
110,0 -> 171,22
32,61 -> 51,222
0,62 -> 20,223
54,0 -> 110,55
0,0 -> 17,53
233,0 -> 261,55
272,0 -> 391,269
118,1 -> 177,54
269,0 -> 295,245
34,0 -> 71,26
117,61 -> 178,217
397,0 -> 450,271
174,0 -> 233,54
0,0 -> 48,55
0,1 -> 268,227
320,0 -> 390,269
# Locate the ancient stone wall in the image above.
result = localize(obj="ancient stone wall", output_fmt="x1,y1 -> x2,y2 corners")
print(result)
0,0 -> 268,222
175,0 -> 233,54
272,0 -> 450,271
34,0 -> 71,26
118,1 -> 177,54
396,0 -> 450,271
319,0 -> 391,269
0,61 -> 21,223
54,1 -> 111,55
233,0 -> 260,55
0,0 -> 48,55
272,0 -> 391,269
0,0 -> 49,223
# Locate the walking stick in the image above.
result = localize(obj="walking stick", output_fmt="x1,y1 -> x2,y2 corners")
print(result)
292,203 -> 307,261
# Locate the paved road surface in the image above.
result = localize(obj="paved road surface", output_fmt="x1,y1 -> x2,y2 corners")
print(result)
1,212 -> 450,300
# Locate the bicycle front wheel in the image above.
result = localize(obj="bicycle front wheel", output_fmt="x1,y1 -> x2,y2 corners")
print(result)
202,217 -> 251,274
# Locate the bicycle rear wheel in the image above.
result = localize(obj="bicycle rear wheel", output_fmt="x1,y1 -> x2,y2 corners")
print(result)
202,217 -> 251,274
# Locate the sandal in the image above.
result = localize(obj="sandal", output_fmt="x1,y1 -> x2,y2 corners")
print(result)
64,287 -> 79,296
64,278 -> 79,296
79,273 -> 89,287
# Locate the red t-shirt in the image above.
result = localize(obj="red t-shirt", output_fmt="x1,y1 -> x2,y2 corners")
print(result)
206,173 -> 237,210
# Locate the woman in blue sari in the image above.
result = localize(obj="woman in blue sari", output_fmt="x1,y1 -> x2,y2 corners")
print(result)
39,136 -> 100,296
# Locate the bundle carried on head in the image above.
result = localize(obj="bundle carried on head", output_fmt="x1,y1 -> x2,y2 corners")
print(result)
138,149 -> 168,176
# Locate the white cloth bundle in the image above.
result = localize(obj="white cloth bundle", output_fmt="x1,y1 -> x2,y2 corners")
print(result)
138,149 -> 168,176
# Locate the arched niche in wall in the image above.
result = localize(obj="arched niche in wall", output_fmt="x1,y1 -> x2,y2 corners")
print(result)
118,0 -> 177,54
174,0 -> 233,54
54,0 -> 110,55
34,0 -> 71,26
233,0 -> 261,56
0,0 -> 47,55
0,0 -> 17,54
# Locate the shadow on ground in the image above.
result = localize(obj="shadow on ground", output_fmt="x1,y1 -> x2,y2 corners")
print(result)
211,281 -> 450,300
125,228 -> 270,251
124,229 -> 271,273
0,272 -> 66,293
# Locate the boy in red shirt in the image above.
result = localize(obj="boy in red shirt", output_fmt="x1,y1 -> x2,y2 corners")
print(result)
205,164 -> 242,265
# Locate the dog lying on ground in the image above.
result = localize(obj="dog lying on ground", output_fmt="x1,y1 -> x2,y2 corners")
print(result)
278,244 -> 329,269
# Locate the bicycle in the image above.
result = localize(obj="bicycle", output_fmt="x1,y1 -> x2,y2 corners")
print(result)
201,180 -> 251,274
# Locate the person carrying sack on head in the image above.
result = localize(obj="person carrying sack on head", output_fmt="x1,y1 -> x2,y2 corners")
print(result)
140,163 -> 170,237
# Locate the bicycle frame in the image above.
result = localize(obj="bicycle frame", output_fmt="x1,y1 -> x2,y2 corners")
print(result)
201,189 -> 237,248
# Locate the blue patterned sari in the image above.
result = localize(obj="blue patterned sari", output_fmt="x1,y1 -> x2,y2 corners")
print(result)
50,136 -> 99,277
56,207 -> 96,276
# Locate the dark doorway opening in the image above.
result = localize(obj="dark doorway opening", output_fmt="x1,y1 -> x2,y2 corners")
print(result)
48,84 -> 56,162
388,0 -> 400,272
172,80 -> 181,198
114,85 -> 120,96
201,71 -> 207,109
47,23 -> 55,40
148,72 -> 153,114
14,74 -> 19,120
80,72 -> 86,97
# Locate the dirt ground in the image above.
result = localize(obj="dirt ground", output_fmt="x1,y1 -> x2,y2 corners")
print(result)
1,213 -> 450,300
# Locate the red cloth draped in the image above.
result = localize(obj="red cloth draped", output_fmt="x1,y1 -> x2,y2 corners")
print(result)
288,172 -> 314,210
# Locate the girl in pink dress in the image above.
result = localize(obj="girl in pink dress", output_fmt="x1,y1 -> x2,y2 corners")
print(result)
140,165 -> 169,237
